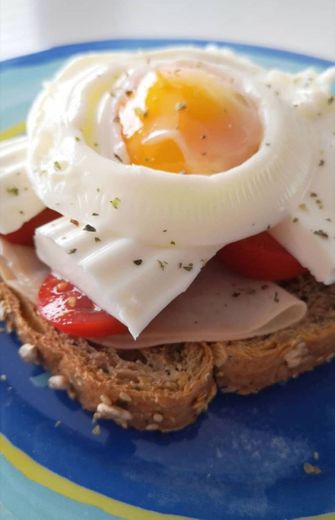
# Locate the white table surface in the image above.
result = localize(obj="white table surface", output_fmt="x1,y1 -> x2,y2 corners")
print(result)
1,0 -> 334,62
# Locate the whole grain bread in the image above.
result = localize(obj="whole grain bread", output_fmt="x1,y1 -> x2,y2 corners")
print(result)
213,275 -> 335,394
0,281 -> 216,432
1,274 -> 334,432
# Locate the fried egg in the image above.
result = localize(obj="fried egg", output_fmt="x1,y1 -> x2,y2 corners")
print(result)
1,45 -> 331,336
27,46 -> 325,248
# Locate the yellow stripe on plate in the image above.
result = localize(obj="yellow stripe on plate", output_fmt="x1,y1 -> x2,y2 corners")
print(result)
298,515 -> 335,520
0,435 -> 187,520
0,121 -> 26,141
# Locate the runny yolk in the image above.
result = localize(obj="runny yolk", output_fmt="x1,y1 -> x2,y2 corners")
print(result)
119,67 -> 262,175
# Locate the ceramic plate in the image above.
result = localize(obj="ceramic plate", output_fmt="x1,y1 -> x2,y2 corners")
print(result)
0,39 -> 334,520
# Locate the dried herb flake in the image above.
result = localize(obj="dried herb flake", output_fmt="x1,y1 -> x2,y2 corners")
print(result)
176,102 -> 187,111
83,224 -> 96,232
6,187 -> 19,196
313,229 -> 329,239
157,260 -> 168,271
113,153 -> 123,163
110,197 -> 121,209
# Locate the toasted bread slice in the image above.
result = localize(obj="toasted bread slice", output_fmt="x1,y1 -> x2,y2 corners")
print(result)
213,275 -> 335,394
1,274 -> 334,432
0,281 -> 216,432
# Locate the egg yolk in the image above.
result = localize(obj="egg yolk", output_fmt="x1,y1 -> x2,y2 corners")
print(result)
119,68 -> 262,174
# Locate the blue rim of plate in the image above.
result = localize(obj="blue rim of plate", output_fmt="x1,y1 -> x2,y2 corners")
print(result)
1,38 -> 335,520
0,37 -> 334,70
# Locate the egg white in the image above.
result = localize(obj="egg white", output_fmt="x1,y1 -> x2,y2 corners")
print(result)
27,46 -> 326,247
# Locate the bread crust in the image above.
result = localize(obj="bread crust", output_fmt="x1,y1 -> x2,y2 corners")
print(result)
1,273 -> 334,431
0,282 -> 216,432
213,275 -> 335,394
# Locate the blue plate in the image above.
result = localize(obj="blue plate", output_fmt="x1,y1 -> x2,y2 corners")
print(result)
0,39 -> 334,520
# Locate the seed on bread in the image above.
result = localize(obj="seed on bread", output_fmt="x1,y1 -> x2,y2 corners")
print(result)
48,375 -> 68,390
0,300 -> 5,320
153,413 -> 164,423
284,342 -> 308,368
145,424 -> 160,431
119,392 -> 132,403
100,394 -> 112,405
18,343 -> 39,364
96,403 -> 133,422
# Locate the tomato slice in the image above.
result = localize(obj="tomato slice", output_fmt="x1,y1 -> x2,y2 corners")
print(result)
217,231 -> 307,281
1,209 -> 61,246
37,274 -> 127,337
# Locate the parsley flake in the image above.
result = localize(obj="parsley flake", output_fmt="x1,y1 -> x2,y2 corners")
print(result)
54,161 -> 62,170
68,248 -> 77,254
6,187 -> 19,196
83,224 -> 96,232
157,260 -> 168,271
313,229 -> 329,239
134,107 -> 148,119
110,197 -> 121,209
176,102 -> 187,111
113,153 -> 123,163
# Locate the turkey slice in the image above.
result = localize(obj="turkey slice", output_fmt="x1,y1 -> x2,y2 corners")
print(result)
0,238 -> 49,302
0,239 -> 306,346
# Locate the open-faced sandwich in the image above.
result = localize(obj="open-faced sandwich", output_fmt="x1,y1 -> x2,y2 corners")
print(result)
1,46 -> 334,431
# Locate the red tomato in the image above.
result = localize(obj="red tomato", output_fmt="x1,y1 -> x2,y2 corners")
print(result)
37,274 -> 127,337
217,231 -> 307,281
1,209 -> 61,246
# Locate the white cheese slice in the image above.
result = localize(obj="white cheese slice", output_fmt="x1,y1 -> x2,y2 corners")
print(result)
271,108 -> 335,284
0,239 -> 306,346
0,136 -> 45,234
34,217 -> 217,338
96,259 -> 307,348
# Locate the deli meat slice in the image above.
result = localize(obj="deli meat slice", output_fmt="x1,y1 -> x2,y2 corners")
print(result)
0,240 -> 306,347
95,260 -> 307,348
0,239 -> 49,302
